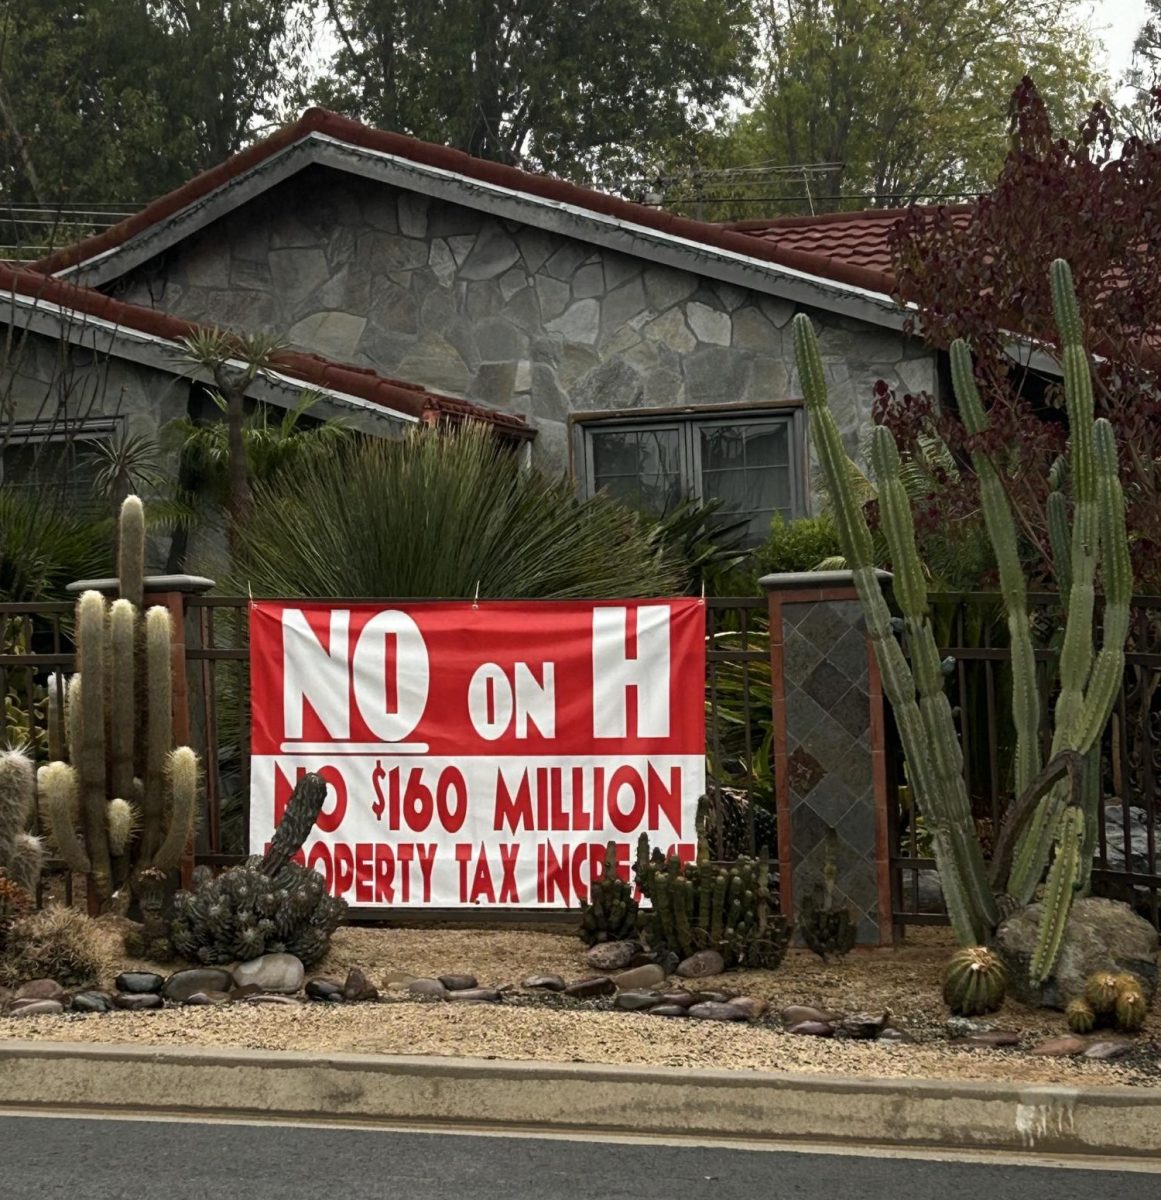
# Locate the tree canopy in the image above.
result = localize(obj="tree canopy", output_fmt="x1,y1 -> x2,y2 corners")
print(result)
663,0 -> 1102,216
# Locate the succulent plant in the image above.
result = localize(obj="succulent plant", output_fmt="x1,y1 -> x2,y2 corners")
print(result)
0,872 -> 34,953
942,946 -> 1008,1016
0,749 -> 43,895
170,773 -> 344,966
792,259 -> 1133,984
1114,983 -> 1148,1034
1083,970 -> 1120,1017
1066,998 -> 1097,1034
578,841 -> 639,946
798,828 -> 857,962
41,497 -> 198,911
634,826 -> 789,970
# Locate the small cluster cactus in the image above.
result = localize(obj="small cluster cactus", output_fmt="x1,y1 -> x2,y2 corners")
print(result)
1069,970 -> 1149,1035
170,773 -> 346,966
40,497 -> 198,911
634,829 -> 789,970
0,749 -> 43,895
797,828 -> 857,961
942,946 -> 1008,1016
578,841 -> 639,946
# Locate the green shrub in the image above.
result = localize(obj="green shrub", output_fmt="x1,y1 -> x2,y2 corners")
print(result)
0,906 -> 106,988
755,513 -> 842,576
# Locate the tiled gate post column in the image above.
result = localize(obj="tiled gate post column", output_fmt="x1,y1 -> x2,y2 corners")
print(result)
760,570 -> 893,945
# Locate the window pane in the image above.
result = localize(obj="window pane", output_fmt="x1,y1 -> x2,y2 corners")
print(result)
1,440 -> 103,511
700,418 -> 794,547
744,425 -> 788,467
591,427 -> 683,516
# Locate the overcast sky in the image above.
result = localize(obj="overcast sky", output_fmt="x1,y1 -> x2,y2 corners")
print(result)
1094,0 -> 1150,83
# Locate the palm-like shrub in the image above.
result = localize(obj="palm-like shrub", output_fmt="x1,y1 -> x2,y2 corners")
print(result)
0,486 -> 110,603
228,424 -> 684,599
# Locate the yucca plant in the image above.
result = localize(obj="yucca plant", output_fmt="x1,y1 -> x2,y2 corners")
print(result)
227,424 -> 684,599
0,485 -> 110,603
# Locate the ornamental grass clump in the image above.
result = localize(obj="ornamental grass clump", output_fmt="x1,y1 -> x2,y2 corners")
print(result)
793,258 -> 1132,983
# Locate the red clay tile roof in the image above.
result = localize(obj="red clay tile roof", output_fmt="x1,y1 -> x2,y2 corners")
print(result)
32,108 -> 904,299
0,264 -> 532,438
723,206 -> 975,278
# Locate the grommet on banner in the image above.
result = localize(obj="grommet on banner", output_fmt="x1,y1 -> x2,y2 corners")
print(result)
699,581 -> 706,605
473,580 -> 480,610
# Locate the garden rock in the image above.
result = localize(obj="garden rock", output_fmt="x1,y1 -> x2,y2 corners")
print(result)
994,896 -> 1158,1008
787,1020 -> 834,1037
185,991 -> 232,1006
782,1004 -> 839,1025
564,976 -> 616,999
231,953 -> 305,995
115,971 -> 165,994
408,978 -> 450,999
72,991 -> 114,1013
343,967 -> 379,1002
382,970 -> 417,988
658,991 -> 697,1009
945,1017 -> 996,1038
585,941 -> 638,971
728,996 -> 769,1020
307,978 -> 345,1002
839,1012 -> 890,1039
16,979 -> 69,1004
1029,1036 -> 1087,1056
1085,1040 -> 1135,1060
244,993 -> 301,1005
961,1030 -> 1020,1048
163,968 -> 234,1004
522,974 -> 566,991
611,965 -> 666,990
676,950 -> 725,978
691,990 -> 735,1004
230,984 -> 264,1000
438,973 -> 478,992
614,990 -> 661,1012
112,992 -> 164,1011
876,1027 -> 912,1044
649,1004 -> 689,1018
448,987 -> 502,1003
10,999 -> 64,1017
689,1001 -> 747,1021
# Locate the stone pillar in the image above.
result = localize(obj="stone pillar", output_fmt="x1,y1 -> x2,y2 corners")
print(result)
67,574 -> 215,890
760,570 -> 893,945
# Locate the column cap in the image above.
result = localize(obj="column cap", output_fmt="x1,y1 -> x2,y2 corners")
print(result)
758,568 -> 892,592
67,574 -> 216,596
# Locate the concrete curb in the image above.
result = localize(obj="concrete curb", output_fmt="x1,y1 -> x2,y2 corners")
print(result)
0,1040 -> 1159,1156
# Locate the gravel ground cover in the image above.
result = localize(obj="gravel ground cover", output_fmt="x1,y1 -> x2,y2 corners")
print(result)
1,920 -> 1158,1087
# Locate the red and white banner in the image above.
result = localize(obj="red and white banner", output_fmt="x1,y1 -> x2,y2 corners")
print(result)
249,600 -> 705,908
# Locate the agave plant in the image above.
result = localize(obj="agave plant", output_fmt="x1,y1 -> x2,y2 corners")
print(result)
226,424 -> 684,599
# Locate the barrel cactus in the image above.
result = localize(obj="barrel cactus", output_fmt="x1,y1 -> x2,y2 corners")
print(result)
1066,998 -> 1096,1034
578,841 -> 639,945
170,773 -> 345,966
1114,980 -> 1148,1034
1084,970 -> 1120,1017
942,946 -> 1008,1016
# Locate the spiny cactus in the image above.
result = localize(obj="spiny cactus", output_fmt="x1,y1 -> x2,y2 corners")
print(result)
1115,982 -> 1147,1034
170,773 -> 344,965
1076,970 -> 1148,1035
942,946 -> 1008,1016
41,496 -> 199,911
793,258 -> 1132,983
635,829 -> 789,970
0,749 -> 43,895
1084,970 -> 1120,1016
578,841 -> 639,946
0,873 -> 34,953
1066,998 -> 1096,1033
797,827 -> 857,961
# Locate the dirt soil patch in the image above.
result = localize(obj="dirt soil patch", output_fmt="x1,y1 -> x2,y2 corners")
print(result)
2,921 -> 1159,1087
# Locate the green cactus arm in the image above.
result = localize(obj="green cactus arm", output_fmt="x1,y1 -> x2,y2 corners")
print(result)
950,339 -> 1042,798
795,314 -> 994,944
1046,458 -> 1072,603
40,762 -> 90,875
7,831 -> 44,894
0,749 -> 35,867
151,747 -> 199,872
108,599 -> 137,802
117,495 -> 146,611
140,606 -> 174,865
46,674 -> 66,764
1030,805 -> 1084,984
77,591 -> 113,901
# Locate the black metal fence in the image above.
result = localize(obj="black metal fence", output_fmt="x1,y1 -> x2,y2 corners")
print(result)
890,593 -> 1161,932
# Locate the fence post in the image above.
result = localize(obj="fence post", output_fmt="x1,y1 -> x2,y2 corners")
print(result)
760,570 -> 893,946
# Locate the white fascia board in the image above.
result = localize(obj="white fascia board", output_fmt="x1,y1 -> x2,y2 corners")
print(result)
55,133 -> 914,334
0,289 -> 418,426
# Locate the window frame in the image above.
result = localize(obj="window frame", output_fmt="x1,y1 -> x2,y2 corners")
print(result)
572,404 -> 808,536
0,416 -> 122,497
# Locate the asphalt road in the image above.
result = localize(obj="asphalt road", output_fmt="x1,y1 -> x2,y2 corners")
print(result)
2,1113 -> 1152,1199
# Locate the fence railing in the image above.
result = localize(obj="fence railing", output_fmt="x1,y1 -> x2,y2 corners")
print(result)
889,593 -> 1161,933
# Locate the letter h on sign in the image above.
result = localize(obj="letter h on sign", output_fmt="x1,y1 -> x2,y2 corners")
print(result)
591,606 -> 670,739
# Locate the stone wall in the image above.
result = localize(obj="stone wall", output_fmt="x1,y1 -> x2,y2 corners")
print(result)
111,164 -> 936,483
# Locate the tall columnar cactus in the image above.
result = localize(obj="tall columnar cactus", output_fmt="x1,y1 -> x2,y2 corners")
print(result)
0,749 -> 43,894
41,496 -> 198,908
578,841 -> 640,946
793,258 -> 1132,982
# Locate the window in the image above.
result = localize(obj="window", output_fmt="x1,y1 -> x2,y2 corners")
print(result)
576,409 -> 804,544
0,419 -> 118,510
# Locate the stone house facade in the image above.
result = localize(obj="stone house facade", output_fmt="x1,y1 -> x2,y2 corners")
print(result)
6,108 -> 936,545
